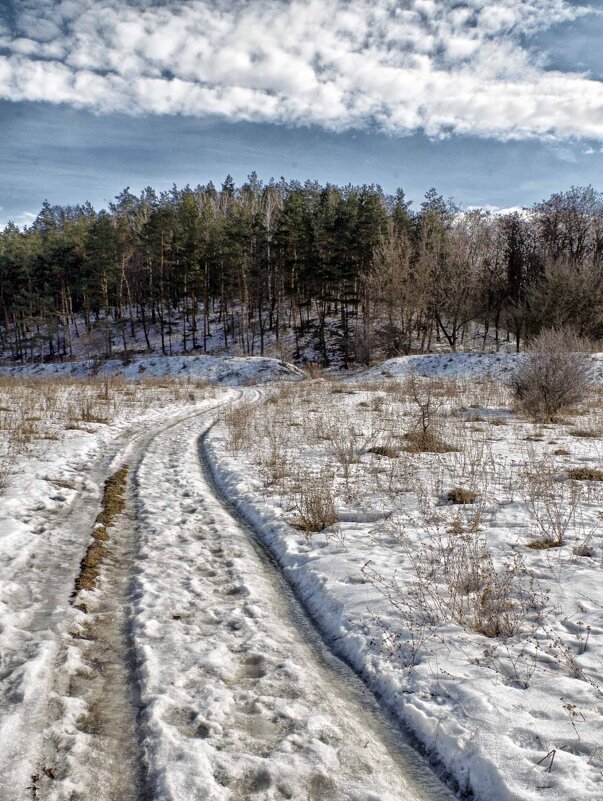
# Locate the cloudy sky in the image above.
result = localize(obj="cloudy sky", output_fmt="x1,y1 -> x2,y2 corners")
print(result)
1,0 -> 603,225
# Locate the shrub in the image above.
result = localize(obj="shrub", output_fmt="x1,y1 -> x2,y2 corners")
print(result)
567,467 -> 603,482
404,372 -> 454,453
369,444 -> 399,458
303,361 -> 324,379
522,458 -> 582,548
447,487 -> 478,504
511,327 -> 593,422
292,469 -> 338,534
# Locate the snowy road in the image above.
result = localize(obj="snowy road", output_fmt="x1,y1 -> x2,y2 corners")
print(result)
128,392 -> 454,800
2,390 -> 455,800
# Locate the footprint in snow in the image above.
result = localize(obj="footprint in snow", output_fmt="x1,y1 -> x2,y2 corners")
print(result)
238,654 -> 267,680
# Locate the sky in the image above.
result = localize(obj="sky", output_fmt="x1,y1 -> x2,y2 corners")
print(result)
1,0 -> 603,226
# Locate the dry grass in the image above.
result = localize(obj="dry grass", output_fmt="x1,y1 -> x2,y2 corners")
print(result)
292,469 -> 338,534
447,487 -> 478,504
404,429 -> 455,453
567,467 -> 603,482
368,444 -> 400,458
222,401 -> 256,454
0,375 -> 213,493
569,428 -> 600,439
74,466 -> 129,594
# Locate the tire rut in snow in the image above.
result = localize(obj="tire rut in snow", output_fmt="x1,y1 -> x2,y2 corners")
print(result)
129,402 -> 455,800
37,466 -> 151,801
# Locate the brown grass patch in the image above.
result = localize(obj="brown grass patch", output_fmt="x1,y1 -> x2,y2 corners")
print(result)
567,467 -> 603,481
404,430 -> 455,454
96,466 -> 128,526
72,466 -> 128,596
447,487 -> 478,505
569,429 -> 600,439
526,538 -> 564,550
74,541 -> 109,592
369,444 -> 400,458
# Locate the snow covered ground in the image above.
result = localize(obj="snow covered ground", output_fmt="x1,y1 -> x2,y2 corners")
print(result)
0,303 -> 517,371
1,354 -> 602,801
0,379 -> 228,799
0,353 -> 304,385
0,356 -> 300,799
204,377 -> 603,801
356,351 -> 603,383
126,400 -> 453,801
0,362 -> 456,800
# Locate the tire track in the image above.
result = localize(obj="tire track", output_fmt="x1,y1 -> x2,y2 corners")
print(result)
34,397 -> 236,801
30,387 -> 454,801
129,389 -> 454,800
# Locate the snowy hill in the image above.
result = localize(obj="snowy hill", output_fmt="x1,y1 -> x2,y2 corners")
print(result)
0,354 -> 305,385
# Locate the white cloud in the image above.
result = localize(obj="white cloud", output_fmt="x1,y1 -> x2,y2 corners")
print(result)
0,0 -> 601,141
0,209 -> 37,228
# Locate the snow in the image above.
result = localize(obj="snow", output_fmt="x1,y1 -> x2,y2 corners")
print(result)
0,355 -> 300,799
0,386 -> 226,799
127,403 -> 451,800
2,354 -> 603,800
356,351 -> 603,383
0,353 -> 304,385
203,379 -> 603,801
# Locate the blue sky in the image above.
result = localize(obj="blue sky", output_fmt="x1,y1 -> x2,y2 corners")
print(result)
1,1 -> 603,226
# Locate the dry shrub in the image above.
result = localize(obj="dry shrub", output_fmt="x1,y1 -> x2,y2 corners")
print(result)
447,487 -> 478,505
364,518 -> 544,664
331,425 -> 367,469
0,447 -> 13,489
259,423 -> 291,488
512,327 -> 594,422
292,468 -> 338,534
568,467 -> 603,482
522,458 -> 582,548
303,362 -> 324,379
222,401 -> 256,453
403,372 -> 454,453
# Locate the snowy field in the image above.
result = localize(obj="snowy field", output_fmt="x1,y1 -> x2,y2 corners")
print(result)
0,353 -> 602,801
206,370 -> 603,801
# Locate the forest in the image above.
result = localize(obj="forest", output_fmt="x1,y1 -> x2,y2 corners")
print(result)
1,177 -> 602,367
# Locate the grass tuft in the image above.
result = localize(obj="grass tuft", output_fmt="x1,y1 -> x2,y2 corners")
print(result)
567,467 -> 603,482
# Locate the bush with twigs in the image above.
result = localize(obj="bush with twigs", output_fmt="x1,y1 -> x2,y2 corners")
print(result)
511,327 -> 594,422
292,467 -> 338,535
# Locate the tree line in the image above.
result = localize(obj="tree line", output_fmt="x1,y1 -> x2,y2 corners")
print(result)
1,176 -> 602,366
